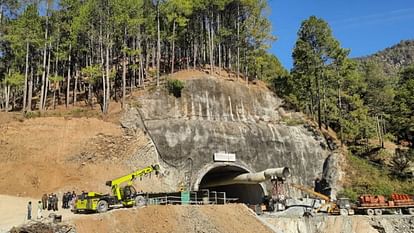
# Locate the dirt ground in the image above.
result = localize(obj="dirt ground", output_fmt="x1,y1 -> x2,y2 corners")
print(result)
0,195 -> 80,232
0,113 -> 166,199
73,204 -> 273,233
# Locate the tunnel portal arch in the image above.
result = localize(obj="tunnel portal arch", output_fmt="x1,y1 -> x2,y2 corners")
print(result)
193,163 -> 266,205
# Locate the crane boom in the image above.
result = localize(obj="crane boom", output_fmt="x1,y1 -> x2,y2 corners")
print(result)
291,183 -> 331,202
105,164 -> 160,201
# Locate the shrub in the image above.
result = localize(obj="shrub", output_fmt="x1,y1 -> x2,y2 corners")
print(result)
166,79 -> 185,98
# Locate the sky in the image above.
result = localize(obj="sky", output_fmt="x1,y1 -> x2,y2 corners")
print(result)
267,0 -> 414,69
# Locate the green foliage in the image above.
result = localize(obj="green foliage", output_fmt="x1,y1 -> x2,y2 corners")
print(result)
360,61 -> 395,116
343,152 -> 414,198
337,188 -> 358,202
4,72 -> 24,87
288,16 -> 377,143
389,65 -> 414,145
166,79 -> 185,98
281,116 -> 304,126
81,65 -> 101,84
24,111 -> 41,119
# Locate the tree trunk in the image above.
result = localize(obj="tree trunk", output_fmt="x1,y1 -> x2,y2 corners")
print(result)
39,2 -> 49,111
171,19 -> 176,74
23,42 -> 29,111
316,69 -> 322,129
138,33 -> 144,87
237,4 -> 240,79
193,40 -> 197,69
122,27 -> 127,109
337,80 -> 343,146
217,13 -> 221,72
105,37 -> 110,114
99,17 -> 106,113
66,44 -> 72,108
43,42 -> 51,110
156,1 -> 161,86
210,12 -> 214,74
88,83 -> 93,109
5,85 -> 9,112
52,90 -> 56,110
73,68 -> 78,106
228,45 -> 232,70
28,68 -> 33,111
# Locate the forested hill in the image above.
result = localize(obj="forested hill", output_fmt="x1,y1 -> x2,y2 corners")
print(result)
0,0 -> 285,114
355,40 -> 414,77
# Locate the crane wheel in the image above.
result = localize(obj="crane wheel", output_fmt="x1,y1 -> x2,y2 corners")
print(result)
374,209 -> 382,216
366,209 -> 375,216
97,200 -> 109,213
134,195 -> 147,208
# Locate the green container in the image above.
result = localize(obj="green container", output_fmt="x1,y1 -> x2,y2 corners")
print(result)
181,191 -> 190,205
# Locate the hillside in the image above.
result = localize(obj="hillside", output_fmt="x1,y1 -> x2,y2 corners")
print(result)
355,40 -> 414,76
1,70 -> 413,233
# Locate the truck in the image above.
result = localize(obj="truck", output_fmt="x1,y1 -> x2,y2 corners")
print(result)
74,164 -> 160,213
291,183 -> 414,216
353,194 -> 414,215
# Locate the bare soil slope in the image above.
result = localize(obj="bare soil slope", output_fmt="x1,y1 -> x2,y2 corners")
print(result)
0,115 -> 161,198
73,204 -> 272,233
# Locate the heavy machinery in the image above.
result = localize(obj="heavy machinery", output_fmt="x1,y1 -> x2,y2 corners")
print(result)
74,164 -> 160,213
353,194 -> 414,215
291,183 -> 354,216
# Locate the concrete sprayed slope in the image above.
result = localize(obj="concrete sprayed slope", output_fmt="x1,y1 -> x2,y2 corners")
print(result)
123,76 -> 336,193
73,204 -> 273,233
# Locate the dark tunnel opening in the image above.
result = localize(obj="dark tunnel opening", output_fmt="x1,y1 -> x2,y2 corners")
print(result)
198,166 -> 265,205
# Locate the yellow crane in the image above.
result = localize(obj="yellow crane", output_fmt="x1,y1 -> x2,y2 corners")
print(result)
74,164 -> 160,213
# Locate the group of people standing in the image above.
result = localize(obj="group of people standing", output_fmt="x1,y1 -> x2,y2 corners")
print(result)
62,191 -> 77,209
41,193 -> 59,211
27,191 -> 78,221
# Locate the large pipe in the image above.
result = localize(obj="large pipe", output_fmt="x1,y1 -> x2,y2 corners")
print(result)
202,167 -> 290,188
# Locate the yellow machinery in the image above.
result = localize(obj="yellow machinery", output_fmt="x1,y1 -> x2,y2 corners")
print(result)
74,164 -> 160,213
291,183 -> 354,216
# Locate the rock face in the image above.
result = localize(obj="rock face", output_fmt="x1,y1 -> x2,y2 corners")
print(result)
122,76 -> 339,196
262,215 -> 414,233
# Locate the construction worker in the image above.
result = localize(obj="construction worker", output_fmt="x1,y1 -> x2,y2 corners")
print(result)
27,201 -> 32,220
48,193 -> 53,210
62,193 -> 66,209
314,178 -> 322,193
70,191 -> 77,209
54,194 -> 59,211
42,194 -> 48,210
37,201 -> 42,219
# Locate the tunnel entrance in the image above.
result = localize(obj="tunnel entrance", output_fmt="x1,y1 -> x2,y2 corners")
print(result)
197,165 -> 265,205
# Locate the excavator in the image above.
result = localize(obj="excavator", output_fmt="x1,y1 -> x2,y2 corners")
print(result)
291,183 -> 354,216
74,164 -> 160,213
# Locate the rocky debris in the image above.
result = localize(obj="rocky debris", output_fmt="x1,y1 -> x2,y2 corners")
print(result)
9,222 -> 76,233
369,216 -> 414,233
261,215 -> 414,233
67,134 -> 137,164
